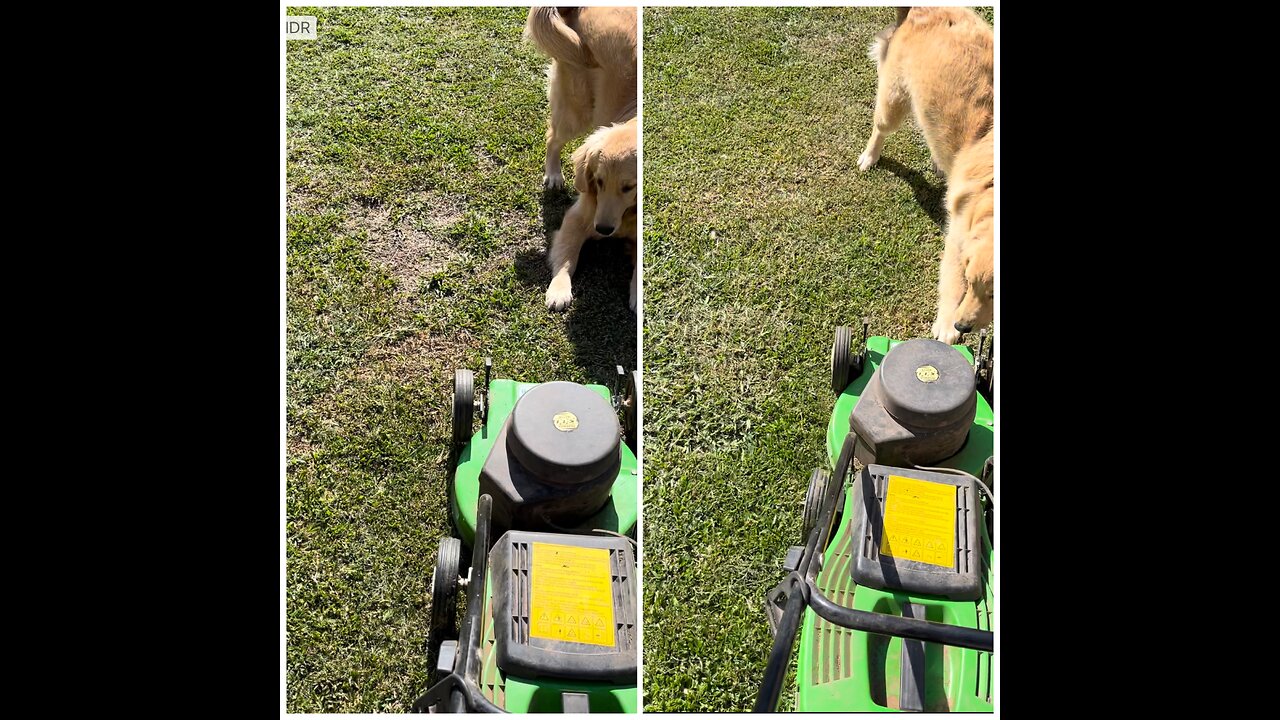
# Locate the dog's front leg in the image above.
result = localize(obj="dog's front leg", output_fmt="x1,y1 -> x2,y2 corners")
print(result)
859,70 -> 910,172
546,200 -> 594,311
931,231 -> 966,345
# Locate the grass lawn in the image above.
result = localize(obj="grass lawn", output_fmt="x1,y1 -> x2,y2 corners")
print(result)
641,6 -> 994,711
285,7 -> 636,712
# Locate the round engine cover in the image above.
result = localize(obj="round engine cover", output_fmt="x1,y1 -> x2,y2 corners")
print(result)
878,339 -> 976,429
508,382 -> 621,486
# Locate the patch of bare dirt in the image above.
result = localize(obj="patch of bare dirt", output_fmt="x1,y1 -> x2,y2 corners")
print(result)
347,192 -> 469,291
286,187 -> 326,215
286,434 -> 317,468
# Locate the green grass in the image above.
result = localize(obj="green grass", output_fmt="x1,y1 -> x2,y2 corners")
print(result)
641,7 -> 994,712
285,7 -> 635,712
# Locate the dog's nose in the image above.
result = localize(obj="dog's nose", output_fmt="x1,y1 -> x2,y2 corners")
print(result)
595,224 -> 615,236
953,321 -> 973,333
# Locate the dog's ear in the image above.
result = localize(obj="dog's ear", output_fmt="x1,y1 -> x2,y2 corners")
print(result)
947,184 -> 976,228
572,142 -> 597,195
948,178 -> 994,233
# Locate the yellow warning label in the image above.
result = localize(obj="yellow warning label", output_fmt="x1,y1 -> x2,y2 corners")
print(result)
916,365 -> 939,382
553,412 -> 579,431
880,475 -> 955,568
530,543 -> 615,647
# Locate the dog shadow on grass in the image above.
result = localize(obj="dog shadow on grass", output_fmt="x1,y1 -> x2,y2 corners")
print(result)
876,157 -> 948,229
514,210 -> 637,387
539,185 -> 574,235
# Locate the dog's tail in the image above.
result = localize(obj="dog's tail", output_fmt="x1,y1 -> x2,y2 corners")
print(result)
524,7 -> 599,68
868,7 -> 912,64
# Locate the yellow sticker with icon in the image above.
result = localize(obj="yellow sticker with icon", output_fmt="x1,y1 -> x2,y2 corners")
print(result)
880,476 -> 955,568
553,412 -> 578,431
530,543 -> 615,647
916,365 -> 939,383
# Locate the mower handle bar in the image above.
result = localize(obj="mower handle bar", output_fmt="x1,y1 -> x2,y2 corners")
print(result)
753,434 -> 994,712
412,495 -> 506,714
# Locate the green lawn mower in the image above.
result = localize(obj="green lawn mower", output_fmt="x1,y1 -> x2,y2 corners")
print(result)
757,323 -> 995,713
412,361 -> 640,713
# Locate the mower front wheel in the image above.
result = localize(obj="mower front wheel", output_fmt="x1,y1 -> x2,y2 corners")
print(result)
802,468 -> 831,538
452,369 -> 474,450
831,326 -> 852,395
429,537 -> 462,639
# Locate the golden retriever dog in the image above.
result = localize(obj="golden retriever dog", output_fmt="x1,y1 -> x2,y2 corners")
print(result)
545,119 -> 638,311
858,7 -> 993,345
525,7 -> 638,311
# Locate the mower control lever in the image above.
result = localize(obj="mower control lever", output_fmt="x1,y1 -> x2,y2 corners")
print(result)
479,357 -> 492,420
611,365 -> 626,409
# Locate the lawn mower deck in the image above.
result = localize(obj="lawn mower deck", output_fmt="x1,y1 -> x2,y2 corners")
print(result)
413,362 -> 640,713
758,327 -> 994,713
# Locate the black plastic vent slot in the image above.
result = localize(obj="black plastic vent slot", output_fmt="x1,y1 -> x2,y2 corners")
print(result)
610,547 -> 634,651
510,541 -> 531,645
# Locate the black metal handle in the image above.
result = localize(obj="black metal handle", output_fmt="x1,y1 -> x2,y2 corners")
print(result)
411,671 -> 504,713
412,495 -> 508,713
807,582 -> 993,652
754,577 -> 806,712
459,495 -> 493,684
754,433 -> 994,712
755,435 -> 858,712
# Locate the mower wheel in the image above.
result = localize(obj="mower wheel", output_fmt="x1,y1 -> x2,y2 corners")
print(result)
831,326 -> 853,395
429,537 -> 462,639
802,468 -> 831,538
452,369 -> 474,450
622,370 -> 640,452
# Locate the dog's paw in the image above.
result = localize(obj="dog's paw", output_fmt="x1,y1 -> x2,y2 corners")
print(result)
543,171 -> 565,190
546,282 -> 573,312
932,319 -> 962,345
857,150 -> 879,172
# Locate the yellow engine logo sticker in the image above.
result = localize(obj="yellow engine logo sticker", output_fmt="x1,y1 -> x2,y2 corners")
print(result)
552,412 -> 579,431
530,543 -> 616,647
880,475 -> 955,568
915,365 -> 939,383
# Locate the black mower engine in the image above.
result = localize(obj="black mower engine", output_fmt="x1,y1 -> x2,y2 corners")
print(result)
480,382 -> 622,532
850,339 -> 976,467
